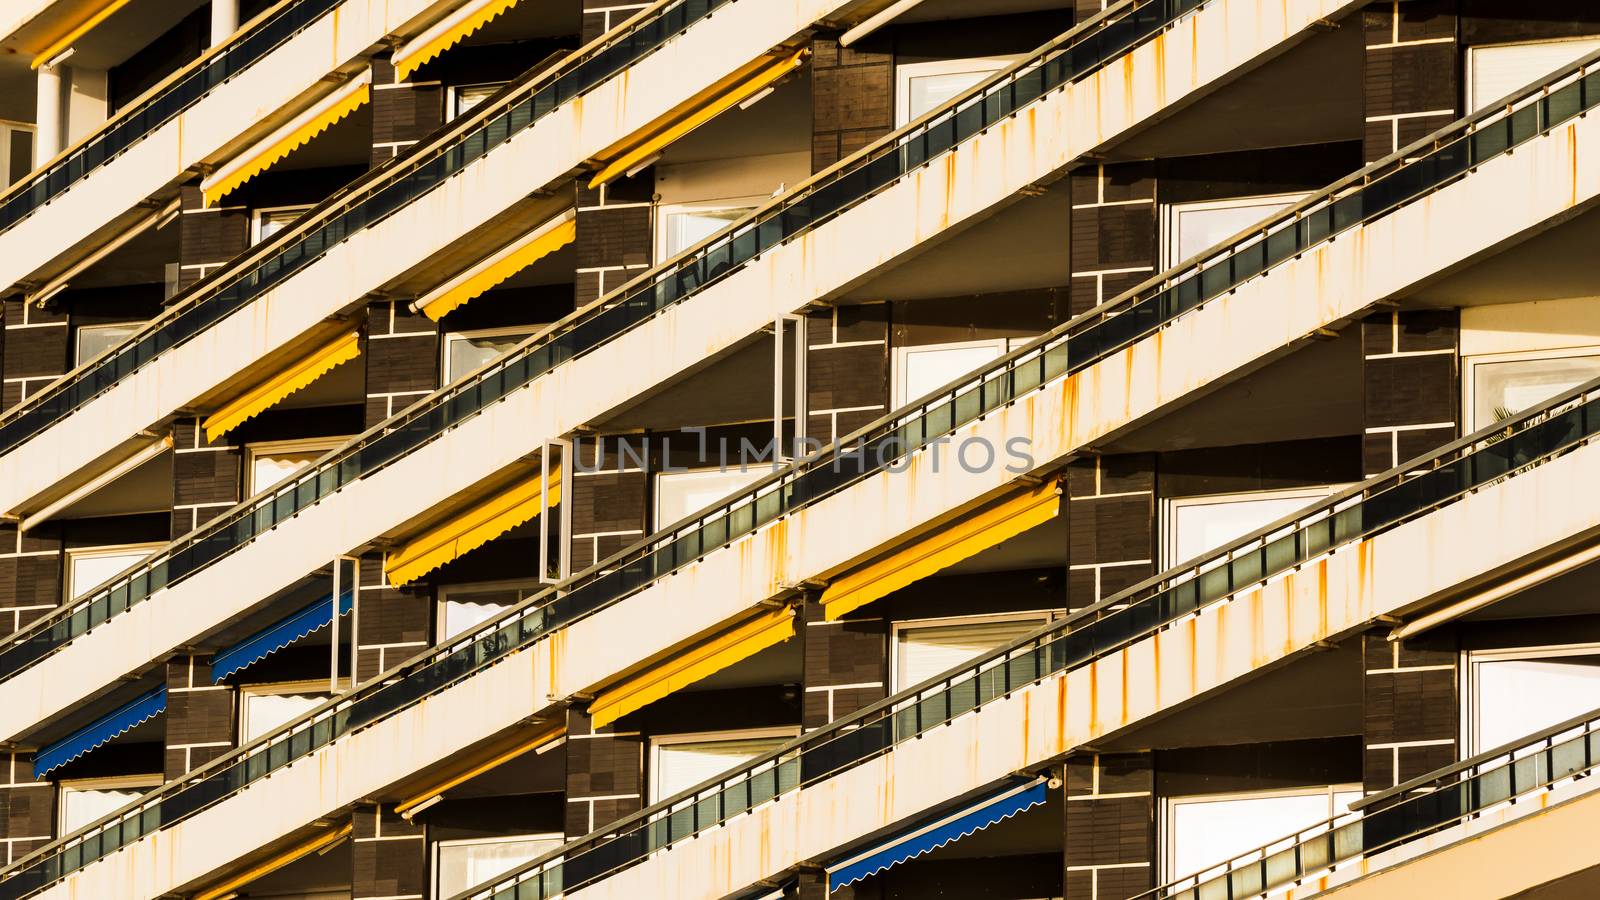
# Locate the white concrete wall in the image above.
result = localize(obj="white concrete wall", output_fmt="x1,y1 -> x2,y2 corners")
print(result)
0,0 -> 461,293
0,0 -> 852,514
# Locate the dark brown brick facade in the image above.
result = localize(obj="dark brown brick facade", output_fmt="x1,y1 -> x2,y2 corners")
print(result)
574,170 -> 653,307
565,706 -> 645,838
1069,163 -> 1156,316
364,299 -> 438,428
2,297 -> 68,411
370,57 -> 444,169
805,305 -> 889,448
355,553 -> 430,682
800,596 -> 888,729
0,523 -> 64,637
1362,1 -> 1459,163
1361,309 -> 1458,477
352,802 -> 426,900
569,436 -> 648,574
1363,632 -> 1459,793
1064,752 -> 1154,900
178,183 -> 249,292
0,752 -> 54,865
810,36 -> 894,173
164,656 -> 235,780
1067,455 -> 1155,611
172,416 -> 243,538
582,0 -> 650,44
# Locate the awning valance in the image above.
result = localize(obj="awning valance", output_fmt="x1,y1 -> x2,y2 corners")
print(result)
384,468 -> 562,587
587,49 -> 809,189
211,589 -> 355,684
34,685 -> 167,779
828,780 -> 1048,891
201,330 -> 361,443
588,607 -> 796,729
413,211 -> 576,321
820,479 -> 1062,621
202,73 -> 373,206
393,0 -> 523,81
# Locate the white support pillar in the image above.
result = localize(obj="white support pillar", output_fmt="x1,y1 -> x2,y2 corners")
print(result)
210,0 -> 239,47
34,66 -> 64,162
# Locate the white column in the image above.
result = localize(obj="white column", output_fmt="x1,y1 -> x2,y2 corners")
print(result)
210,0 -> 239,47
34,65 -> 64,161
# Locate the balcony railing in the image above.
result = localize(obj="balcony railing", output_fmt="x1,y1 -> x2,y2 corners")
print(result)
0,0 -> 730,457
6,62 -> 1599,895
0,0 -> 343,235
463,374 -> 1600,899
1137,705 -> 1600,900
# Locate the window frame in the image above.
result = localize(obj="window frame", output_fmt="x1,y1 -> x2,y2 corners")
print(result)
1466,36 -> 1600,113
1158,192 -> 1307,270
1161,783 -> 1361,882
237,678 -> 347,744
1463,642 -> 1600,756
0,119 -> 33,188
1461,345 -> 1600,433
441,325 -> 538,385
251,204 -> 315,245
647,726 -> 800,805
448,81 -> 510,121
57,773 -> 163,836
435,579 -> 542,645
1159,485 -> 1345,570
653,197 -> 765,262
889,610 -> 1054,693
65,542 -> 165,602
245,436 -> 347,495
653,466 -> 771,531
894,56 -> 1022,127
433,831 -> 564,898
73,322 -> 143,367
891,337 -> 1011,408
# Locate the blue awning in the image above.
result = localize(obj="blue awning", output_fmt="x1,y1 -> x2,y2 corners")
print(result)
34,686 -> 168,779
211,589 -> 353,683
828,779 -> 1048,892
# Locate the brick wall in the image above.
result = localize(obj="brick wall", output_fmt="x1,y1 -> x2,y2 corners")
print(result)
177,183 -> 249,292
582,0 -> 650,43
164,656 -> 235,780
810,36 -> 894,173
0,752 -> 53,865
354,553 -> 430,682
1362,0 -> 1459,163
1362,632 -> 1459,793
1064,752 -> 1155,900
351,803 -> 426,900
1068,163 -> 1156,316
1361,309 -> 1458,477
800,596 -> 887,729
0,524 -> 62,637
2,298 -> 68,411
364,299 -> 438,428
1066,455 -> 1155,612
370,57 -> 444,168
804,306 -> 889,448
171,416 -> 242,538
565,707 -> 645,838
574,173 -> 653,307
569,436 -> 648,574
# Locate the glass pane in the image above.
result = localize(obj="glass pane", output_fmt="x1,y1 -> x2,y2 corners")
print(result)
1474,653 -> 1600,752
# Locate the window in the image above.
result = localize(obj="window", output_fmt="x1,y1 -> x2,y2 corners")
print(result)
252,205 -> 313,244
1464,348 -> 1600,432
657,201 -> 760,259
0,121 -> 32,188
1467,645 -> 1600,754
436,833 -> 562,897
895,57 -> 1019,126
893,339 -> 1009,407
66,543 -> 164,601
247,437 -> 345,495
75,322 -> 141,366
239,680 -> 341,744
443,328 -> 534,384
1160,194 -> 1305,269
58,774 -> 162,835
450,82 -> 508,120
1468,38 -> 1600,112
892,613 -> 1049,692
437,581 -> 542,643
655,467 -> 769,529
1164,786 -> 1360,880
1162,487 -> 1342,569
650,728 -> 797,803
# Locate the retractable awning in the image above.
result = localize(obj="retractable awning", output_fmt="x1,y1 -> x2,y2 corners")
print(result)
29,0 -> 135,68
201,329 -> 361,442
34,685 -> 167,779
587,49 -> 809,188
820,479 -> 1062,621
393,0 -> 524,81
384,468 -> 562,587
588,607 -> 796,729
210,589 -> 355,684
201,73 -> 374,206
412,211 -> 576,320
828,779 -> 1048,892
395,724 -> 566,820
192,822 -> 353,900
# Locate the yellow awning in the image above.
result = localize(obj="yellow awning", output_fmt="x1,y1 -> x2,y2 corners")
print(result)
589,608 -> 796,729
587,48 -> 809,189
202,75 -> 372,206
395,724 -> 565,819
384,468 -> 563,587
30,0 -> 136,68
193,822 -> 353,900
394,0 -> 523,81
820,479 -> 1062,621
201,330 -> 361,443
416,214 -> 576,321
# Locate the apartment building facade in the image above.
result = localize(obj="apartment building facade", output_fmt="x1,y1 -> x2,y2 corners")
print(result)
0,0 -> 1598,897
